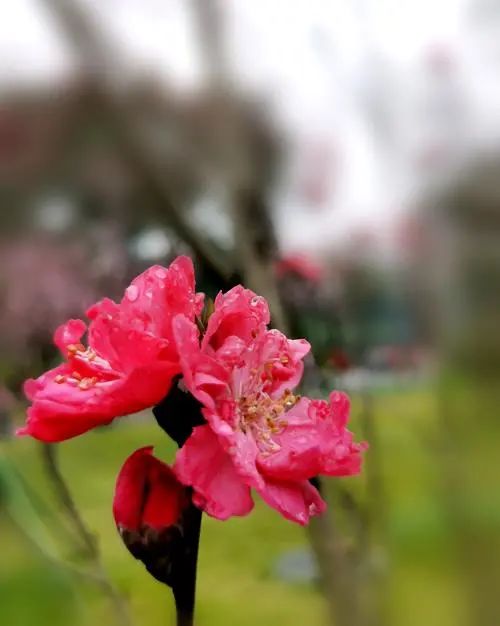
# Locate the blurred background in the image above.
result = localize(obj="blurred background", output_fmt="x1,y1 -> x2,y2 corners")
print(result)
1,1 -> 499,625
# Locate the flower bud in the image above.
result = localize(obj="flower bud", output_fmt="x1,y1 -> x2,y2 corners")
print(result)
113,446 -> 189,585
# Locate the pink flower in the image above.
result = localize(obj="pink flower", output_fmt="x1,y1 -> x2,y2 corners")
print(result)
275,253 -> 324,283
18,257 -> 201,442
172,292 -> 366,525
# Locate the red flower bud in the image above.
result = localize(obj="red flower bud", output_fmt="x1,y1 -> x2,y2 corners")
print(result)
113,446 -> 189,585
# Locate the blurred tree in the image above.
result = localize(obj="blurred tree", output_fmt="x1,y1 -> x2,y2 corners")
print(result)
425,156 -> 500,626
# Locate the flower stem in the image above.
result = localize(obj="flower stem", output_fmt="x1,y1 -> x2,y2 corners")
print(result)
172,500 -> 202,626
153,383 -> 205,626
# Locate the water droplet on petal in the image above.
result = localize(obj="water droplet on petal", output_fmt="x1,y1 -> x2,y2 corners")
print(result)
308,503 -> 319,516
125,285 -> 139,302
155,268 -> 167,279
335,444 -> 348,456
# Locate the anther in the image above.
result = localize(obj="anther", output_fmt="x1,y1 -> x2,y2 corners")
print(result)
67,343 -> 85,356
78,377 -> 98,391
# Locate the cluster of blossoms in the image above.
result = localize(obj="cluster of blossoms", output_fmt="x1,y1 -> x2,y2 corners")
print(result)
19,256 -> 366,540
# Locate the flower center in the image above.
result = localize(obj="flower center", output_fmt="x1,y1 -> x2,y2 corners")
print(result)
238,387 -> 299,454
53,344 -> 108,390
67,343 -> 97,361
54,371 -> 98,390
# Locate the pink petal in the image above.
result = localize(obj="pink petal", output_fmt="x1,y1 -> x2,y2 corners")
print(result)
17,401 -> 118,442
249,330 -> 310,397
142,461 -> 187,530
203,408 -> 265,490
172,314 -> 228,410
276,253 -> 324,283
203,286 -> 270,355
256,424 -> 321,481
53,319 -> 86,354
257,479 -> 326,525
86,297 -> 119,320
113,446 -> 153,531
328,391 -> 350,429
88,314 -> 173,374
114,447 -> 186,531
195,292 -> 205,317
18,361 -> 178,442
174,425 -> 254,520
119,257 -> 197,339
257,394 -> 366,481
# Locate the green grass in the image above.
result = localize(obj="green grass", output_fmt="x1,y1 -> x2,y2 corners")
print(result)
1,385 -> 495,625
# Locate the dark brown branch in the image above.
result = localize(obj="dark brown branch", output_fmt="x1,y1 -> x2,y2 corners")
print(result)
40,0 -> 235,286
172,503 -> 202,626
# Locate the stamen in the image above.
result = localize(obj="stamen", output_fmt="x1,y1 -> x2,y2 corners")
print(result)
238,385 -> 296,454
67,343 -> 85,356
54,374 -> 66,384
78,377 -> 98,391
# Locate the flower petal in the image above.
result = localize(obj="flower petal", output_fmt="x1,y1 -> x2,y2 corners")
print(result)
257,394 -> 366,481
174,425 -> 254,520
113,446 -> 153,531
202,286 -> 270,356
256,423 -> 322,482
113,446 -> 187,532
172,314 -> 228,411
120,257 -> 197,338
18,361 -> 178,442
53,319 -> 86,354
257,479 -> 326,525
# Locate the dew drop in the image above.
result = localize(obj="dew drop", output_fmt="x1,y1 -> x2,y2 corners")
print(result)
155,268 -> 167,279
125,285 -> 139,302
335,444 -> 348,456
308,503 -> 319,516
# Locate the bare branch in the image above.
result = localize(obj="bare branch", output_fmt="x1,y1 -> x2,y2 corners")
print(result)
41,443 -> 134,626
40,0 -> 235,285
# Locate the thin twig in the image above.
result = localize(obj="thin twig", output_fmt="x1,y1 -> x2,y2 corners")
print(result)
41,443 -> 134,626
41,443 -> 97,555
